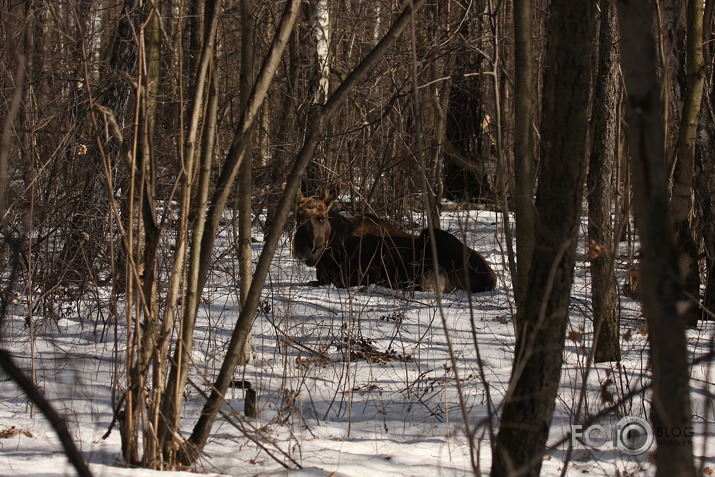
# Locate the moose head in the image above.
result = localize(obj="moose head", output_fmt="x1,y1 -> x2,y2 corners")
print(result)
292,184 -> 339,267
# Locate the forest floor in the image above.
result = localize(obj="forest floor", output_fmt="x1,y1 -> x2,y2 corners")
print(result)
0,209 -> 713,476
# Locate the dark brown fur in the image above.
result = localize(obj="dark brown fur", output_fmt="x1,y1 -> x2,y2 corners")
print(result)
293,193 -> 497,293
419,228 -> 497,292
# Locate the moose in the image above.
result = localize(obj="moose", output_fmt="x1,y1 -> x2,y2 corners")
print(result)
292,189 -> 497,293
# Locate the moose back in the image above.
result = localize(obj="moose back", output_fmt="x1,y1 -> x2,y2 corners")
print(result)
292,193 -> 496,293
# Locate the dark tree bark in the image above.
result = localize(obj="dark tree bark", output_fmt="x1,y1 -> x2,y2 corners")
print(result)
588,0 -> 620,363
490,1 -> 595,475
512,0 -> 536,312
697,104 -> 715,321
661,0 -> 687,171
697,0 -> 715,321
236,0 -> 256,364
443,1 -> 493,203
695,0 -> 715,320
616,0 -> 696,475
670,0 -> 706,327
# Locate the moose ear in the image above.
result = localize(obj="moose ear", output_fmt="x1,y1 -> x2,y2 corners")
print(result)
294,186 -> 305,204
320,180 -> 343,206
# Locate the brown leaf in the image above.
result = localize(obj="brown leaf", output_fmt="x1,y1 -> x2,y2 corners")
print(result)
0,426 -> 32,439
568,330 -> 583,343
587,239 -> 604,260
600,378 -> 614,405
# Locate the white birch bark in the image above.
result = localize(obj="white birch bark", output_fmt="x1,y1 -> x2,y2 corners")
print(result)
312,0 -> 330,103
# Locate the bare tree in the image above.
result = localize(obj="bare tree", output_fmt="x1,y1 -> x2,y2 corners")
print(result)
616,0 -> 696,474
588,0 -> 620,363
697,0 -> 715,321
0,12 -> 91,474
490,1 -> 595,475
157,0 -> 296,466
2,1 -> 709,475
443,1 -> 495,204
512,0 -> 536,311
671,0 -> 706,327
236,0 -> 256,363
181,0 -> 426,465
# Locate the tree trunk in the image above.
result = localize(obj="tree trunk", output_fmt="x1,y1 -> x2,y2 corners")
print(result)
697,0 -> 715,320
588,0 -> 620,363
512,0 -> 536,311
237,0 -> 256,364
671,0 -> 706,327
616,0 -> 696,475
490,1 -> 595,475
443,6 -> 494,203
425,1 -> 451,222
697,122 -> 715,320
136,4 -> 162,466
158,0 -> 223,464
698,106 -> 715,319
311,0 -> 330,104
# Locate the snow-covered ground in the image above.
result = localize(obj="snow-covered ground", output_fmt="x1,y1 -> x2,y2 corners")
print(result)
0,209 -> 713,476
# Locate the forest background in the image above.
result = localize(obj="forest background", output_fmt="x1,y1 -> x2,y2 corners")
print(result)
1,0 -> 714,475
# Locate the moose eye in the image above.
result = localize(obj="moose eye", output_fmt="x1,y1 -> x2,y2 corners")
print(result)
318,216 -> 327,224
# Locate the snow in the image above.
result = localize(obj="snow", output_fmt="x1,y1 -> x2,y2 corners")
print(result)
1,209 -> 713,476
